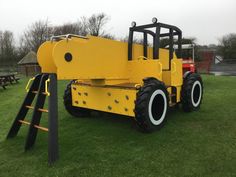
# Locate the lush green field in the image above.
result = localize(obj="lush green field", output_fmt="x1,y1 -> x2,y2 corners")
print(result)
0,75 -> 236,177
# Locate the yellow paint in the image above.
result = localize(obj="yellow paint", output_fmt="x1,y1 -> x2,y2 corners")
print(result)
37,41 -> 57,73
171,59 -> 183,86
127,60 -> 162,83
37,36 -> 175,81
176,86 -> 182,102
45,78 -> 50,96
162,71 -> 171,86
71,83 -> 137,117
52,36 -> 128,80
25,77 -> 35,92
36,35 -> 184,116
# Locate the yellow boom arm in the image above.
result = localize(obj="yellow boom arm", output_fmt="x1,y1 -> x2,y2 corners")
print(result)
37,35 -> 179,85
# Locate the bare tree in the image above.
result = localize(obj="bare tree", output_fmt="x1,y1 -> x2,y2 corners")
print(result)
0,30 -> 16,62
120,36 -> 144,44
159,37 -> 196,48
20,19 -> 51,53
17,36 -> 31,59
101,33 -> 115,40
81,13 -> 109,36
0,31 -> 3,58
218,33 -> 236,60
51,13 -> 110,37
18,13 -> 112,57
53,23 -> 79,36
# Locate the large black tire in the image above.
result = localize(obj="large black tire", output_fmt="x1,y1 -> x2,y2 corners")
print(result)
135,78 -> 169,132
181,73 -> 203,112
63,80 -> 91,117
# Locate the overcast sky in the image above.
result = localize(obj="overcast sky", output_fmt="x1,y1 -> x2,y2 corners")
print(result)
0,0 -> 235,45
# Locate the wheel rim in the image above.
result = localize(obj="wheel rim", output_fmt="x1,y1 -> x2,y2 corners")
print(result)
148,89 -> 167,125
191,80 -> 202,107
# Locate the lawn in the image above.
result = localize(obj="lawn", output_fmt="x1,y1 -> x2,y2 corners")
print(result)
0,75 -> 236,177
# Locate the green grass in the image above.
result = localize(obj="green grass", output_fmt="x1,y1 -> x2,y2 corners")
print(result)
0,75 -> 236,177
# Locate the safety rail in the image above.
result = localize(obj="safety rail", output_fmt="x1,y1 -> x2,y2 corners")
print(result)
50,34 -> 88,42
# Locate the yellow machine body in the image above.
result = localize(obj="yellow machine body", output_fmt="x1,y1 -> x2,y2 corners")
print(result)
37,35 -> 183,117
8,21 -> 203,163
71,83 -> 137,117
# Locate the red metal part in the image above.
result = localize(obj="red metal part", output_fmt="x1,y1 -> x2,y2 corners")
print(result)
182,58 -> 196,73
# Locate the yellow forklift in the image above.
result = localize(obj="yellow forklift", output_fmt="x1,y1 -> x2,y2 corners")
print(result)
7,18 -> 203,163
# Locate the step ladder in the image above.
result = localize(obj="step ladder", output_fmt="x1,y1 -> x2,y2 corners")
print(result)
6,73 -> 58,164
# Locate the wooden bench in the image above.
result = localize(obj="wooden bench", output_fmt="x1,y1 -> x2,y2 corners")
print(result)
0,73 -> 20,84
0,78 -> 8,89
14,77 -> 20,83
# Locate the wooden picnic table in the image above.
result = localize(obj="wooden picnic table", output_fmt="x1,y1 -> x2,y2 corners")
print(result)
0,73 -> 20,89
0,77 -> 8,89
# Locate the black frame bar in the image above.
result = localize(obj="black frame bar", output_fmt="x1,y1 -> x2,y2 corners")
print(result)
143,32 -> 148,57
48,74 -> 59,164
128,22 -> 182,61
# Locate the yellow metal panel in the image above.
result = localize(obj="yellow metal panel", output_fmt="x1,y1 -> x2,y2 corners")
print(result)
147,48 -> 178,69
158,49 -> 172,70
144,48 -> 171,70
176,86 -> 181,102
171,59 -> 183,86
52,36 -> 129,80
71,84 -> 137,117
132,43 -> 144,60
37,36 -> 184,110
127,60 -> 162,83
37,35 -> 183,101
162,71 -> 171,86
38,36 -> 172,81
104,79 -> 133,85
37,41 -> 57,73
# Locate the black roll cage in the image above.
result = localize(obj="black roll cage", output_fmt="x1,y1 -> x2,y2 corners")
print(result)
128,22 -> 182,61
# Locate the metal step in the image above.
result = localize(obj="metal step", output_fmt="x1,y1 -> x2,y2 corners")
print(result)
18,120 -> 48,132
31,91 -> 48,95
25,105 -> 49,113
